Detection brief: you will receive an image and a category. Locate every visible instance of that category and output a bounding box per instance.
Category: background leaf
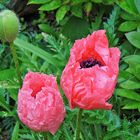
[125,31,140,49]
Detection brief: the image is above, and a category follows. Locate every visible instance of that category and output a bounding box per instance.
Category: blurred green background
[0,0,140,140]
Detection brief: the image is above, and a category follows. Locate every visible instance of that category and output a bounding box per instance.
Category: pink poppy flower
[18,72,65,135]
[61,30,120,110]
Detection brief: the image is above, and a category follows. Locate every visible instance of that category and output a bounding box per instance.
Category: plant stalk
[75,108,83,140]
[42,132,50,140]
[10,42,22,87]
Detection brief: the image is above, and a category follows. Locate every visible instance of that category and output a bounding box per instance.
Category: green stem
[42,132,51,140]
[75,108,83,140]
[10,42,22,87]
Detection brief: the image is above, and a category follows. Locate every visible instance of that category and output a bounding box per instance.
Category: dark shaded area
[80,58,103,68]
[7,0,39,17]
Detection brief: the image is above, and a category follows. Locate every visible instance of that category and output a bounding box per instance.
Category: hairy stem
[10,42,22,87]
[42,132,50,140]
[75,108,83,140]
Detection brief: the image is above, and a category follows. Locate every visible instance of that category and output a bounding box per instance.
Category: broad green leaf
[28,0,51,4]
[119,41,135,56]
[91,0,102,3]
[0,68,16,81]
[38,23,57,37]
[123,56,140,80]
[102,0,116,5]
[119,21,138,32]
[124,55,140,64]
[125,31,140,49]
[14,38,62,66]
[116,0,138,14]
[71,0,87,5]
[121,12,140,21]
[134,0,140,13]
[71,5,83,18]
[56,5,70,22]
[127,64,140,80]
[115,88,140,102]
[126,0,138,13]
[122,101,140,110]
[11,121,19,140]
[118,70,133,83]
[39,0,61,11]
[132,65,140,80]
[120,80,140,89]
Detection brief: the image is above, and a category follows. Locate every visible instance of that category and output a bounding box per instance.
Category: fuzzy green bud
[84,2,92,16]
[0,10,19,43]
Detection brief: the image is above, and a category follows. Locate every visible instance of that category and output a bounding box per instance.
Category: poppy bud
[0,10,19,43]
[84,2,92,16]
[18,71,65,134]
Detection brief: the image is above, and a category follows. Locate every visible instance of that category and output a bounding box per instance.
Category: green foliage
[11,121,19,140]
[0,0,140,140]
[117,0,140,32]
[125,31,140,49]
[28,0,116,23]
[116,54,140,112]
[103,6,120,47]
[62,16,90,41]
[116,88,140,111]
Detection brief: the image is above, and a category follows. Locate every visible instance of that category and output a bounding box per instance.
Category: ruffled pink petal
[18,72,65,134]
[69,30,110,65]
[61,30,120,110]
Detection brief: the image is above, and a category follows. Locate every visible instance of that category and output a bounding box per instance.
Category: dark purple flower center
[80,58,103,68]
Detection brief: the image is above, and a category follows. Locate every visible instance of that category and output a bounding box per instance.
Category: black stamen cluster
[80,58,103,68]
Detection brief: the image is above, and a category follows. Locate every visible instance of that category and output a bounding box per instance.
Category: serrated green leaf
[56,5,70,22]
[119,21,138,32]
[39,0,61,11]
[125,31,140,49]
[0,94,10,112]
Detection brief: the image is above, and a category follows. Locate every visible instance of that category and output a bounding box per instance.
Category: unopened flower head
[0,10,19,43]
